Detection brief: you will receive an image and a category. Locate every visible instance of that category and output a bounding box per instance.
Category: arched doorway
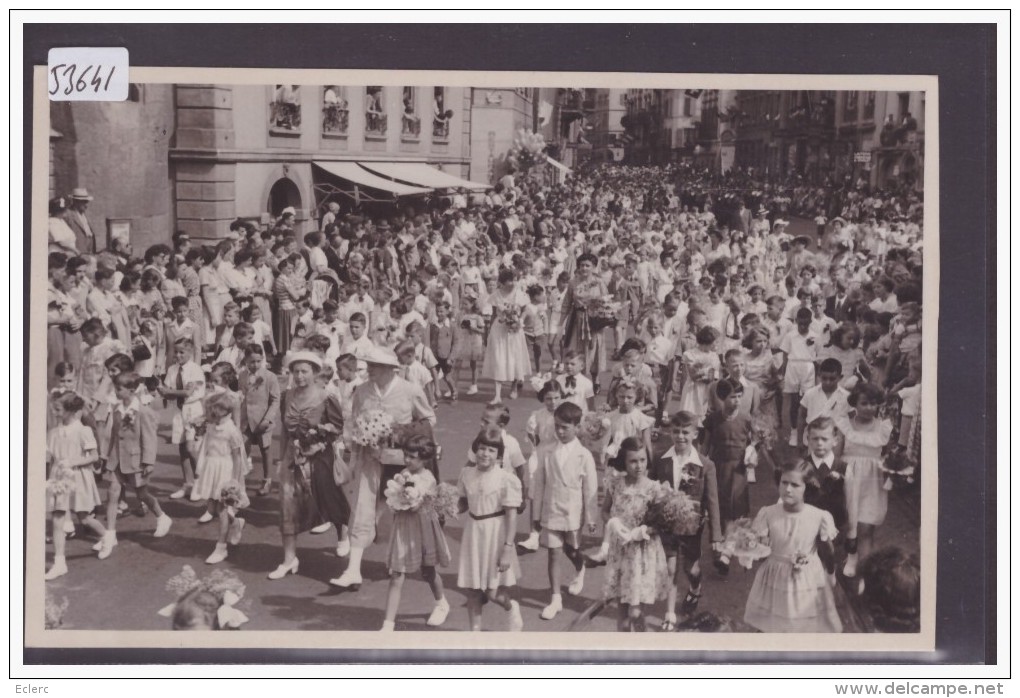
[267,177,302,218]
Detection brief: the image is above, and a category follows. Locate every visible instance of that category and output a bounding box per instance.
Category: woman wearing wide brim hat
[268,351,351,579]
[330,345,437,589]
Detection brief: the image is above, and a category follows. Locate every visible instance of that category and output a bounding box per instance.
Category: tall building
[662,90,702,161]
[51,83,494,247]
[834,90,926,191]
[588,88,628,161]
[694,89,739,173]
[468,87,536,185]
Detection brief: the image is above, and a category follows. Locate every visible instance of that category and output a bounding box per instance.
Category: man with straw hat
[63,187,97,254]
[331,345,436,590]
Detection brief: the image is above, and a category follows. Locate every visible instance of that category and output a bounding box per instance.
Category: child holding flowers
[677,326,721,425]
[192,392,251,564]
[381,435,452,631]
[599,437,669,631]
[481,268,531,403]
[742,460,842,633]
[457,425,524,632]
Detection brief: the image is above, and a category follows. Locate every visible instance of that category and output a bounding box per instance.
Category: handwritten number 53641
[49,64,116,96]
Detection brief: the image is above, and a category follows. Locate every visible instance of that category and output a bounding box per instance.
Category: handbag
[332,441,355,486]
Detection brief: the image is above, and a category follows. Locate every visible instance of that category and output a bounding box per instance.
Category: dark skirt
[310,456,350,528]
[279,460,320,536]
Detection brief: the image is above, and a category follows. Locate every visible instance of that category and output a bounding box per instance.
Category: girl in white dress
[45,391,111,579]
[481,269,532,403]
[456,425,524,631]
[192,392,250,564]
[837,382,894,579]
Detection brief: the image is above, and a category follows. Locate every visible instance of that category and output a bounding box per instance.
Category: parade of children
[42,162,924,633]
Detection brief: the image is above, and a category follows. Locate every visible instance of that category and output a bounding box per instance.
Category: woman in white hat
[268,351,350,579]
[330,345,436,589]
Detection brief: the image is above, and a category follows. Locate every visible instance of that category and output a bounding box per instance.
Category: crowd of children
[43,163,923,632]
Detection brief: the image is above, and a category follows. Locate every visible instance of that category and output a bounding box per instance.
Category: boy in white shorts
[779,307,818,446]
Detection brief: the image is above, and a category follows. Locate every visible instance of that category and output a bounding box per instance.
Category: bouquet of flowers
[427,481,461,522]
[497,304,522,332]
[642,483,704,537]
[46,460,76,499]
[880,445,917,487]
[720,517,771,569]
[791,551,811,576]
[384,471,430,512]
[685,357,717,384]
[45,592,69,629]
[292,423,341,463]
[586,295,621,332]
[189,413,208,439]
[159,565,250,628]
[351,409,395,450]
[529,371,554,394]
[579,409,611,443]
[219,480,246,513]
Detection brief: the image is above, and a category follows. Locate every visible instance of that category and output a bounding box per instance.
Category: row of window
[270,85,453,140]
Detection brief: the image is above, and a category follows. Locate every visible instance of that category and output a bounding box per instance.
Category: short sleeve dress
[456,466,523,591]
[387,469,452,574]
[835,415,894,536]
[743,503,843,633]
[481,287,532,382]
[190,418,250,504]
[602,476,670,606]
[46,420,102,514]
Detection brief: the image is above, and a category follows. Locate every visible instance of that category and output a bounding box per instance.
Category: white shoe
[117,500,129,514]
[328,569,363,589]
[97,531,117,559]
[587,546,608,564]
[45,558,68,581]
[517,531,540,551]
[310,522,332,534]
[788,432,799,447]
[336,538,351,558]
[466,384,478,395]
[169,488,188,500]
[62,518,76,534]
[228,517,245,546]
[567,568,586,596]
[153,514,172,538]
[380,621,395,632]
[268,558,299,579]
[93,531,117,551]
[507,600,524,631]
[427,597,450,627]
[197,511,214,524]
[843,552,859,578]
[205,544,229,564]
[540,596,563,620]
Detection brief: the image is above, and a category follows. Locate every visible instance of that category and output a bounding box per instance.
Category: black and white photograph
[27,68,940,653]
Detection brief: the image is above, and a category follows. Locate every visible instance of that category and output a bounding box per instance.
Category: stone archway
[267,177,302,217]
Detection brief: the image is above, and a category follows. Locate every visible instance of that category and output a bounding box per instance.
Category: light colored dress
[387,469,452,574]
[678,348,721,423]
[743,503,843,633]
[602,476,669,606]
[46,419,102,513]
[836,415,894,537]
[191,418,250,503]
[456,466,523,590]
[482,288,532,382]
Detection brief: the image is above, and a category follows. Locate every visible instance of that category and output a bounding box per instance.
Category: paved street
[43,217,919,633]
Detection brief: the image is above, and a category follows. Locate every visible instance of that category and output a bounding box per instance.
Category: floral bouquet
[529,371,554,394]
[45,592,69,629]
[685,357,717,384]
[586,295,621,332]
[46,460,76,499]
[219,480,247,513]
[427,481,461,523]
[497,304,522,332]
[750,413,777,451]
[579,407,610,440]
[384,471,430,512]
[189,413,208,439]
[880,446,917,487]
[351,409,395,450]
[720,517,771,569]
[292,423,341,463]
[642,483,704,537]
[159,565,250,628]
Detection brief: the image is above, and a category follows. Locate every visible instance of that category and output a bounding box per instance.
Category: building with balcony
[467,87,537,184]
[834,90,926,191]
[586,88,627,162]
[693,89,739,173]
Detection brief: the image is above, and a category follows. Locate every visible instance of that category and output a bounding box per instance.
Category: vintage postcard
[26,65,938,655]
